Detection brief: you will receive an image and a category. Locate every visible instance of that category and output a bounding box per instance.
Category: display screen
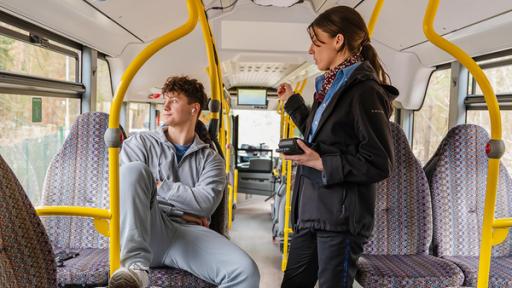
[237,88,267,106]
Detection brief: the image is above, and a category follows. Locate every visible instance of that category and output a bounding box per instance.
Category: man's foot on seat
[109,263,150,288]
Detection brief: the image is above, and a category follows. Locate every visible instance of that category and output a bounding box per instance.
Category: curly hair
[162,76,207,109]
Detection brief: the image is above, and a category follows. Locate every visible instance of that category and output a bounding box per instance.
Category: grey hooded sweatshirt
[120,126,226,218]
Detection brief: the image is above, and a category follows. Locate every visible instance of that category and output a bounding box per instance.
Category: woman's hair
[308,6,390,84]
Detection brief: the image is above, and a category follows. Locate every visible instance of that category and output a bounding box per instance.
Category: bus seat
[425,124,512,287]
[238,158,274,196]
[40,112,215,287]
[0,154,57,287]
[356,122,464,288]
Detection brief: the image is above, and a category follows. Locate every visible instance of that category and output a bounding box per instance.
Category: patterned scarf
[314,53,364,103]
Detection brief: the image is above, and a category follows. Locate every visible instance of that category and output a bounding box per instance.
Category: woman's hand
[277,83,294,103]
[283,140,324,171]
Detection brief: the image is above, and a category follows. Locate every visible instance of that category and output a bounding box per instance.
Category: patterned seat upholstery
[356,122,464,288]
[425,124,512,287]
[0,154,57,287]
[40,112,217,287]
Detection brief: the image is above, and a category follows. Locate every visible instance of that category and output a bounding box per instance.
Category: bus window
[127,102,150,134]
[233,109,281,150]
[412,69,451,165]
[0,22,78,82]
[466,57,512,170]
[0,94,80,204]
[96,58,113,113]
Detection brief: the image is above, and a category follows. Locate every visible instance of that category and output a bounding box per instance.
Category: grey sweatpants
[120,162,260,288]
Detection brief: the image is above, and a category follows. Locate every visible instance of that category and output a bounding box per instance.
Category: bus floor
[229,193,362,288]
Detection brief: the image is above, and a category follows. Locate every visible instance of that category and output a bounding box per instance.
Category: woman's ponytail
[361,42,389,85]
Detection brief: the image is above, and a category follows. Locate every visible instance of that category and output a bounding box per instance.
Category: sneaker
[109,263,150,288]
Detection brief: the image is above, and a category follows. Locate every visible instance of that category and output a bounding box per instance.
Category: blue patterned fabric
[55,248,110,286]
[427,124,512,257]
[357,255,464,288]
[0,154,57,287]
[151,267,216,288]
[357,122,464,288]
[426,124,512,287]
[40,112,219,287]
[364,122,432,255]
[444,256,512,287]
[40,112,111,250]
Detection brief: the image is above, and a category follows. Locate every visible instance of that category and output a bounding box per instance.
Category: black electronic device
[276,138,305,155]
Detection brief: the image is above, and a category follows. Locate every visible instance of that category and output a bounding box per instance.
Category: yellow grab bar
[36,206,111,219]
[423,1,507,287]
[367,0,384,37]
[281,79,307,271]
[198,5,220,109]
[106,0,199,273]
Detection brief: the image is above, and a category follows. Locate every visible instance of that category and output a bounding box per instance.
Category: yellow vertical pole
[108,148,120,273]
[107,0,199,274]
[234,169,239,203]
[423,1,508,287]
[227,184,233,230]
[281,79,307,271]
[367,0,384,37]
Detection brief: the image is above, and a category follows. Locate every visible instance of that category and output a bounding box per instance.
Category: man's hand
[182,213,209,227]
[283,140,324,171]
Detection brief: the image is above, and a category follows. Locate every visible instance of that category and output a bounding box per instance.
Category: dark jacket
[284,61,398,240]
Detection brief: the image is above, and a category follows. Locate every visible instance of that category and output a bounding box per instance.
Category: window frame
[464,49,512,111]
[0,10,82,82]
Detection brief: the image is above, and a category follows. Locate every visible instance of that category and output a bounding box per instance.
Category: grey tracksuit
[120,127,260,288]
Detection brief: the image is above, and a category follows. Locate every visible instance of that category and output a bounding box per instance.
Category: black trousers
[281,228,364,288]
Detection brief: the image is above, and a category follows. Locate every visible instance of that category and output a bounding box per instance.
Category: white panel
[85,0,189,42]
[115,26,210,102]
[357,0,512,51]
[405,11,512,66]
[221,20,310,52]
[373,40,434,110]
[0,0,139,56]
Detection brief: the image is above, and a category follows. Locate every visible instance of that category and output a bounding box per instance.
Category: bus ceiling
[0,0,511,109]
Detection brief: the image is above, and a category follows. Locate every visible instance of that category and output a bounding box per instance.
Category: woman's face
[308,27,343,71]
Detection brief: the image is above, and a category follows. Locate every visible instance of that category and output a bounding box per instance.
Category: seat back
[196,120,227,236]
[40,112,111,249]
[364,122,433,255]
[0,154,57,287]
[426,124,512,257]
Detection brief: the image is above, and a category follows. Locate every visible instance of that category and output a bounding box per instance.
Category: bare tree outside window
[412,70,451,165]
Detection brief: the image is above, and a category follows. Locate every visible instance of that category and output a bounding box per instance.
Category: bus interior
[0,0,511,287]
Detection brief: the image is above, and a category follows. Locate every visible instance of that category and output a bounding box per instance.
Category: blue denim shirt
[308,62,361,142]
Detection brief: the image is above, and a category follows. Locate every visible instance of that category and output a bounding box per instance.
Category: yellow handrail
[367,0,384,37]
[36,206,111,219]
[281,79,307,272]
[35,0,199,276]
[423,1,508,287]
[106,0,199,274]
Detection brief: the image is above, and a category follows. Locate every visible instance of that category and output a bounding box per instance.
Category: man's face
[162,91,197,127]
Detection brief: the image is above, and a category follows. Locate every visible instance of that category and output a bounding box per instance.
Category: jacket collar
[305,61,399,142]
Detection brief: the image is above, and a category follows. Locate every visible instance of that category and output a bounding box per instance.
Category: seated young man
[109,76,260,288]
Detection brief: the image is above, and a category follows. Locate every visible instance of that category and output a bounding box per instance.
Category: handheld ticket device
[276,138,305,155]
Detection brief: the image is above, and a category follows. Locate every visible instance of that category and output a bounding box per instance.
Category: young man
[109,76,260,288]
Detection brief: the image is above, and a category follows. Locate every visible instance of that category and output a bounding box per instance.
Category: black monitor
[237,88,267,106]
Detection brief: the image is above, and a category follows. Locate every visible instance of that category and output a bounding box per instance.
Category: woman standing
[278,6,398,288]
